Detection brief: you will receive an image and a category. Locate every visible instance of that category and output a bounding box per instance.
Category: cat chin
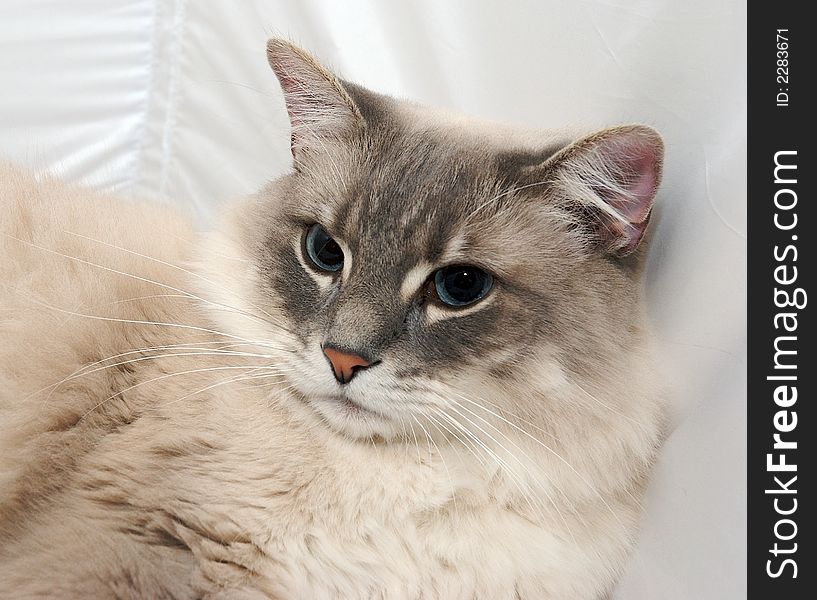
[296,391,403,441]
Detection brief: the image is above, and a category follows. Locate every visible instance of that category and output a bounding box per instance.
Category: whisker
[77,364,278,423]
[448,394,594,528]
[436,408,554,530]
[25,340,284,404]
[62,230,289,332]
[149,370,290,412]
[450,391,631,538]
[3,232,285,336]
[395,414,411,463]
[51,349,279,389]
[424,409,488,468]
[416,414,460,518]
[446,399,579,540]
[18,292,290,351]
[452,389,560,444]
[107,293,189,305]
[408,415,423,464]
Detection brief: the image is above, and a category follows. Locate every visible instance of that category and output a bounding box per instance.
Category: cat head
[203,39,663,441]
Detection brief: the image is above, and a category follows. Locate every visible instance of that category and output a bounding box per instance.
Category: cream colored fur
[0,161,663,599]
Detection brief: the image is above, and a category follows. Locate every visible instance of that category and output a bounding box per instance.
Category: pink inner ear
[594,133,662,254]
[615,155,657,220]
[267,41,357,157]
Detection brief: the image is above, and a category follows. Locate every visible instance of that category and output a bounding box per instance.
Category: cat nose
[322,345,374,384]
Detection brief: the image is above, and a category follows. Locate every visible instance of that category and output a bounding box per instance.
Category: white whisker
[3,232,287,336]
[417,414,461,518]
[450,391,631,538]
[18,291,288,351]
[150,369,290,411]
[77,364,278,422]
[438,405,557,533]
[61,230,288,331]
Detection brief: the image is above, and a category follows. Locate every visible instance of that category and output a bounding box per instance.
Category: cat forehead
[345,84,572,188]
[354,83,575,151]
[305,145,515,269]
[311,120,566,237]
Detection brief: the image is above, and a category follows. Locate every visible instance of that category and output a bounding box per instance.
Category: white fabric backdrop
[0,1,747,597]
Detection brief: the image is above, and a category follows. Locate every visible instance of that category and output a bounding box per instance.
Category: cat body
[0,40,665,599]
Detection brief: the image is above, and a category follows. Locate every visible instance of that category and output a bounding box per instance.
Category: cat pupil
[452,270,475,292]
[305,224,344,272]
[319,239,341,263]
[434,265,492,307]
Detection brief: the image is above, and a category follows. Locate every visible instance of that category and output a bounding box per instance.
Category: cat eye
[433,265,493,307]
[304,224,344,273]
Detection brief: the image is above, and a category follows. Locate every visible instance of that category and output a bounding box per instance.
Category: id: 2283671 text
[776,29,789,107]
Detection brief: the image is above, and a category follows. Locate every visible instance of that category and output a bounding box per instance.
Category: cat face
[215,40,663,441]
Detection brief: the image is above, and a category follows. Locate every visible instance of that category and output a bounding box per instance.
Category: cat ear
[546,125,663,257]
[266,39,363,158]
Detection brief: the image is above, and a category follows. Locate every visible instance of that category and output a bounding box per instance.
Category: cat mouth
[312,394,389,421]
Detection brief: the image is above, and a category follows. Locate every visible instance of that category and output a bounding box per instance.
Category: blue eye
[434,266,493,307]
[305,224,344,272]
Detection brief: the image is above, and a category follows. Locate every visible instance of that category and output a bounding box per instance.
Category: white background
[0,1,746,597]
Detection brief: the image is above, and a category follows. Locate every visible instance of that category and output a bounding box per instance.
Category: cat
[0,39,665,599]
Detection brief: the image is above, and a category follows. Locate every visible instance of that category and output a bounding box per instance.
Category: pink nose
[322,346,371,384]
